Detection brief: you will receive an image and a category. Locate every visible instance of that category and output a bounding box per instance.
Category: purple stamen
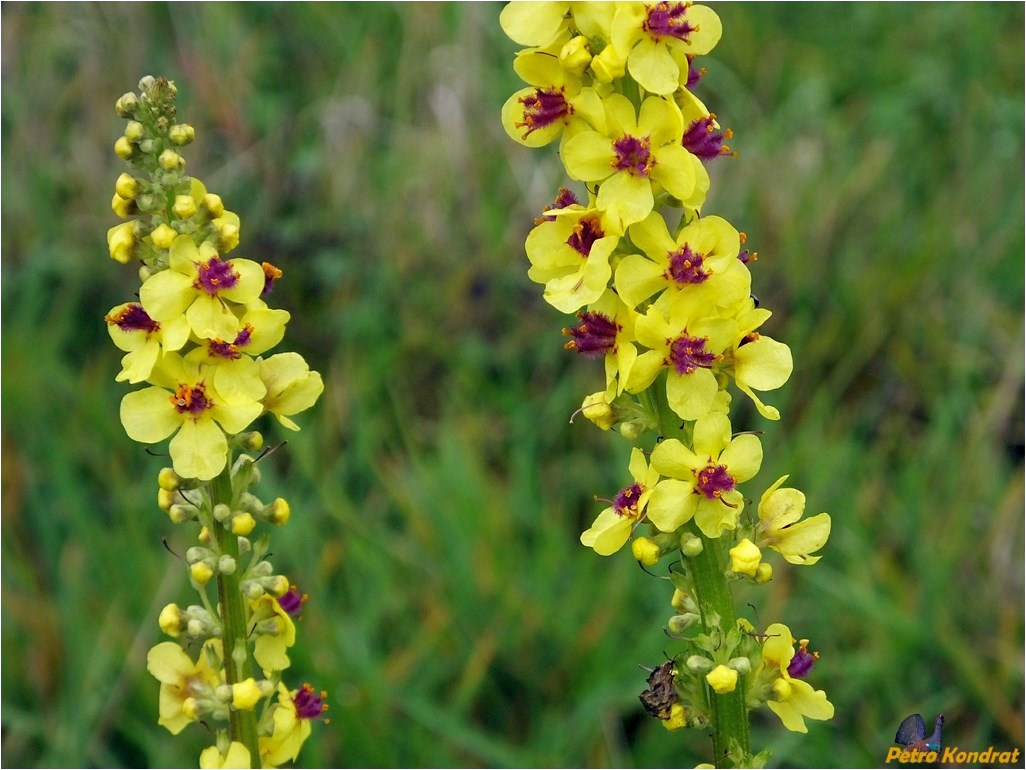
[516,87,572,139]
[292,683,327,720]
[668,333,716,374]
[644,2,698,42]
[682,116,733,160]
[169,383,212,417]
[666,244,709,285]
[567,215,605,258]
[612,135,652,177]
[563,311,619,356]
[695,463,735,500]
[106,303,160,334]
[278,586,306,618]
[195,256,239,295]
[787,641,819,679]
[614,482,645,518]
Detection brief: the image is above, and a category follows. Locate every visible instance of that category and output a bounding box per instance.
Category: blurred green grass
[1,3,1022,767]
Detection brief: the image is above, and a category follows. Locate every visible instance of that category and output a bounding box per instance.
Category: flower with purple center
[526,199,620,313]
[581,447,661,555]
[648,412,762,537]
[277,586,307,618]
[561,290,639,398]
[120,352,262,480]
[106,301,191,383]
[787,640,819,679]
[627,301,737,421]
[610,2,722,95]
[139,234,264,340]
[259,682,327,766]
[724,300,794,421]
[761,623,834,733]
[562,94,702,231]
[615,212,750,315]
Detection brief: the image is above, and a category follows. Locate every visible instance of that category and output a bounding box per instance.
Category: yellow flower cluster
[106,76,322,481]
[501,1,833,750]
[108,76,325,768]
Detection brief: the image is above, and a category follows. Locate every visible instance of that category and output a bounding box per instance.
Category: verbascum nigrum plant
[107,76,326,768]
[500,4,834,766]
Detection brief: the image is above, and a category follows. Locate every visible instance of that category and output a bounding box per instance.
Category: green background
[2,3,1023,767]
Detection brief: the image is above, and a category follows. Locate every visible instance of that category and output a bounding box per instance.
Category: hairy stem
[652,382,749,767]
[210,461,260,762]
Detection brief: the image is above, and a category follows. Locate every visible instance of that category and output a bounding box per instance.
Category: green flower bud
[138,138,157,155]
[213,503,232,522]
[686,654,713,673]
[668,613,700,634]
[168,503,197,524]
[681,534,704,557]
[138,75,156,92]
[217,555,237,575]
[727,657,751,675]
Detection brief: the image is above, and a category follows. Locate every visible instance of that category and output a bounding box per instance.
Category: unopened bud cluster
[107,76,326,768]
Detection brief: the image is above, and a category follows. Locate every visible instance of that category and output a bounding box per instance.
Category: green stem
[210,461,260,763]
[652,382,749,767]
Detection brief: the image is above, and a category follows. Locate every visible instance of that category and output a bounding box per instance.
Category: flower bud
[158,603,185,637]
[728,538,761,577]
[157,488,175,512]
[138,75,156,92]
[115,92,139,118]
[107,221,136,262]
[202,193,225,217]
[267,498,290,527]
[169,123,195,145]
[168,503,198,524]
[210,503,230,523]
[632,536,661,566]
[706,664,738,694]
[115,173,141,200]
[111,193,135,218]
[215,219,239,252]
[198,526,211,544]
[217,555,237,575]
[190,561,215,585]
[686,655,713,673]
[114,136,134,160]
[755,563,773,583]
[231,513,256,536]
[181,696,201,721]
[158,467,181,491]
[728,657,751,675]
[580,392,614,430]
[172,194,197,219]
[124,121,145,142]
[668,613,700,634]
[159,149,183,171]
[267,575,290,597]
[135,193,158,213]
[660,702,687,731]
[232,679,263,710]
[139,138,157,155]
[680,533,704,557]
[559,35,592,73]
[150,223,177,250]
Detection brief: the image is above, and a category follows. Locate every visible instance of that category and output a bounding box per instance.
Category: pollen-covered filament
[170,382,213,417]
[668,333,718,374]
[695,463,735,500]
[644,1,699,42]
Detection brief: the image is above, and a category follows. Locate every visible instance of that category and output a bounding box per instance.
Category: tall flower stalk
[500,4,834,766]
[107,76,325,768]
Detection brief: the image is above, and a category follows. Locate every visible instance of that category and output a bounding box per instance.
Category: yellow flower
[146,641,219,735]
[251,595,297,673]
[562,290,639,399]
[525,198,620,313]
[611,3,723,95]
[626,301,737,421]
[728,538,761,576]
[581,447,660,555]
[761,623,834,733]
[562,94,698,231]
[614,212,749,314]
[706,664,738,694]
[120,352,263,480]
[649,412,762,537]
[757,476,831,565]
[725,300,793,420]
[258,683,324,767]
[257,353,324,431]
[199,742,250,769]
[105,302,190,384]
[139,235,264,341]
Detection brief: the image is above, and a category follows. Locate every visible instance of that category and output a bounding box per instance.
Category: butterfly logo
[894,713,945,752]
